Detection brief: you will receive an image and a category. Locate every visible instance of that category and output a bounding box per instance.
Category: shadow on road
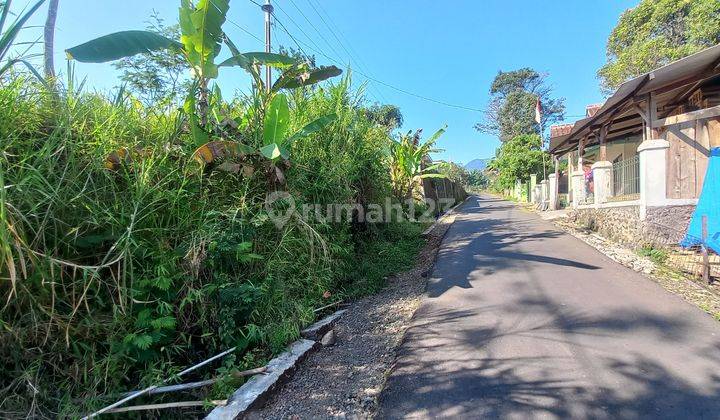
[427,198,599,298]
[380,195,720,419]
[382,301,720,418]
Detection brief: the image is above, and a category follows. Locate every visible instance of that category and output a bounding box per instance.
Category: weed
[638,245,669,265]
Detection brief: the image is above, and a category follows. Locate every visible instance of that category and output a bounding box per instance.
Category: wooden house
[547,44,720,241]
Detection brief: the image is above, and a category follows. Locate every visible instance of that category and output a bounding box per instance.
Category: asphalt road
[378,195,720,419]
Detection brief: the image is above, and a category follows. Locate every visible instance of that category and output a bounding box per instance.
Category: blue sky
[21,0,637,164]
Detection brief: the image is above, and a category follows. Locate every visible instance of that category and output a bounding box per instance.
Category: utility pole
[262,0,273,92]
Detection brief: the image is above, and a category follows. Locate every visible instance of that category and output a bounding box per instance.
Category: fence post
[540,180,548,210]
[571,171,585,208]
[702,215,711,284]
[529,174,537,203]
[548,173,558,210]
[591,161,613,205]
[637,139,670,220]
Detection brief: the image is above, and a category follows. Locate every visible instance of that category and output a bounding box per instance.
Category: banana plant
[259,92,336,184]
[66,0,229,76]
[0,0,48,84]
[220,35,342,98]
[67,0,231,134]
[388,126,448,200]
[66,0,342,152]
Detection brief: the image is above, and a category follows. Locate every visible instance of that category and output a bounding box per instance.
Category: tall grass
[0,72,424,417]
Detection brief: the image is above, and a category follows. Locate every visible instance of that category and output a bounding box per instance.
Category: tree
[466,170,489,189]
[112,13,189,107]
[487,134,547,191]
[476,68,565,142]
[437,161,468,185]
[599,0,720,93]
[364,104,403,130]
[43,0,58,79]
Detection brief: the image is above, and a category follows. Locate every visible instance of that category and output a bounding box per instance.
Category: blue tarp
[681,147,720,254]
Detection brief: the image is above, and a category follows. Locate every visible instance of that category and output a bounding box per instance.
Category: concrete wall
[424,177,467,210]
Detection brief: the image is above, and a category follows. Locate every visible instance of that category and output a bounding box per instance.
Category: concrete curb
[300,309,347,341]
[206,309,348,419]
[205,339,317,420]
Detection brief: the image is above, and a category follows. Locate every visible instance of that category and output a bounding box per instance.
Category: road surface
[379,195,720,419]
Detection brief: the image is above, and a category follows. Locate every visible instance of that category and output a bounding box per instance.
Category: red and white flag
[534,97,542,124]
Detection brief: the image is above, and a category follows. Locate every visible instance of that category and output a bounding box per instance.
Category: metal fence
[611,155,640,201]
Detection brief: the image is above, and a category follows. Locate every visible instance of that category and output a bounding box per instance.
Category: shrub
[0,72,427,416]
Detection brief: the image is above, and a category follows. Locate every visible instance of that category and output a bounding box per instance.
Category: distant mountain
[464,158,490,171]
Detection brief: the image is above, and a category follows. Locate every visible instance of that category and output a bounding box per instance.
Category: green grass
[0,73,429,417]
[344,222,426,296]
[638,245,669,264]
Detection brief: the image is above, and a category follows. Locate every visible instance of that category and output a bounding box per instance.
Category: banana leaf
[65,30,182,63]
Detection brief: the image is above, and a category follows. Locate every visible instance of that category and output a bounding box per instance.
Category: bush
[0,74,425,416]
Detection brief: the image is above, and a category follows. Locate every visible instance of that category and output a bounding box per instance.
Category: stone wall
[570,205,641,244]
[644,205,696,243]
[570,204,697,247]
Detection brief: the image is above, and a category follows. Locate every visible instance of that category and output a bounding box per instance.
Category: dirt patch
[246,217,455,419]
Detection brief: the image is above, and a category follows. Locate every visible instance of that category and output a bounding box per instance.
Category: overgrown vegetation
[0,1,437,417]
[466,170,489,191]
[387,127,447,201]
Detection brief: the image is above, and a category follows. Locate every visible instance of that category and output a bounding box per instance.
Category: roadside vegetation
[0,1,443,417]
[598,0,720,93]
[476,68,564,193]
[465,170,489,193]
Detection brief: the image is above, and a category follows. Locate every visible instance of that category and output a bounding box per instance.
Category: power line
[269,11,311,62]
[245,0,371,99]
[269,3,385,103]
[302,0,388,103]
[304,0,354,66]
[284,0,345,64]
[227,2,379,102]
[270,13,481,112]
[272,2,330,60]
[225,16,266,46]
[270,11,382,103]
[283,0,386,102]
[241,1,480,112]
[352,72,483,112]
[308,0,376,82]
